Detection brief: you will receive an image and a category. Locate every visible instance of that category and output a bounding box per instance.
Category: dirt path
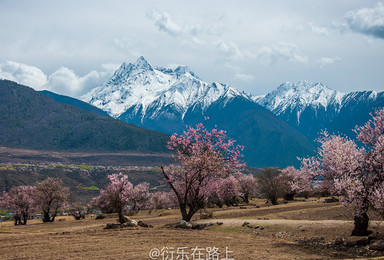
[1,201,384,259]
[0,225,329,259]
[198,218,362,226]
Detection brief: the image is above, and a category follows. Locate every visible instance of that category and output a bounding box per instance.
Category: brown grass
[1,199,384,259]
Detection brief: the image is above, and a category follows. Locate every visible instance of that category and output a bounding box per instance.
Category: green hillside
[0,80,169,153]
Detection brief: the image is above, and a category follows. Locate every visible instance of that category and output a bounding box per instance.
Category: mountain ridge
[82,56,251,124]
[40,90,110,118]
[0,79,169,153]
[255,80,384,141]
[83,57,315,167]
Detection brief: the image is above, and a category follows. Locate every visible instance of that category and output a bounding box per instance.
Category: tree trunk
[352,212,370,236]
[284,193,295,201]
[14,216,20,225]
[216,202,223,208]
[180,204,191,222]
[118,208,125,224]
[22,215,27,225]
[182,214,192,222]
[270,197,278,205]
[42,212,52,222]
[242,196,249,204]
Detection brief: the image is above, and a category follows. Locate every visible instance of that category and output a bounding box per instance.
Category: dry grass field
[1,199,384,259]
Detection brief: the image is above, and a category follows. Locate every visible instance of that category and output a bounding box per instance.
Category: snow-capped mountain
[82,57,315,168]
[82,56,249,123]
[256,81,384,141]
[257,80,345,124]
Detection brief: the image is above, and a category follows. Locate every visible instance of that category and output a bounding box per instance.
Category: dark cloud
[345,2,384,39]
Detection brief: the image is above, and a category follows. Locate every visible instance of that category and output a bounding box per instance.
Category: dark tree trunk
[352,212,370,236]
[181,205,193,222]
[42,212,53,222]
[22,215,28,225]
[14,216,20,225]
[270,197,278,205]
[118,212,124,224]
[241,196,249,204]
[284,193,295,201]
[216,202,223,208]
[182,214,192,222]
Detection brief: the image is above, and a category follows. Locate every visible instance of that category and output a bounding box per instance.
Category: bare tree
[257,168,285,205]
[34,178,70,222]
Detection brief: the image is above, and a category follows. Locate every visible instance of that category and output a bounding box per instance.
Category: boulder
[138,220,153,228]
[192,224,207,230]
[176,220,192,229]
[121,219,138,227]
[324,197,339,203]
[104,223,121,229]
[334,237,344,245]
[369,240,384,251]
[95,214,105,220]
[242,222,261,229]
[344,236,369,247]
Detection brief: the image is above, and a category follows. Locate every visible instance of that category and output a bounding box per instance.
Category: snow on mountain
[82,56,250,120]
[256,80,345,124]
[255,80,384,142]
[81,58,317,168]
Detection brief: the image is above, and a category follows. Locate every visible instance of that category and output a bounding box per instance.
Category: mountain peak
[105,57,154,86]
[278,80,327,92]
[256,80,345,122]
[134,56,152,69]
[82,57,252,119]
[174,65,195,77]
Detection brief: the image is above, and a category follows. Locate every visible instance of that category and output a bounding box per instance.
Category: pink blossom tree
[208,178,225,208]
[208,176,240,207]
[280,157,319,199]
[34,178,70,222]
[149,191,178,210]
[234,173,258,203]
[92,173,132,223]
[92,173,151,223]
[289,108,384,236]
[217,175,239,207]
[130,182,150,211]
[351,108,384,235]
[161,122,244,222]
[0,185,36,225]
[316,133,369,235]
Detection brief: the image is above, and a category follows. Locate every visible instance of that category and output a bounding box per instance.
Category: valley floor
[1,199,384,259]
[0,146,172,166]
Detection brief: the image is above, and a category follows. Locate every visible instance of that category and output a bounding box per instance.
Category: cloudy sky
[0,0,383,97]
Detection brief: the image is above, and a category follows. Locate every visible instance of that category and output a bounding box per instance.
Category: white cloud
[146,8,225,40]
[146,9,183,36]
[235,73,255,82]
[256,42,308,65]
[309,23,330,36]
[0,61,116,97]
[318,56,341,68]
[0,61,47,89]
[345,2,384,39]
[216,40,253,61]
[47,67,99,96]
